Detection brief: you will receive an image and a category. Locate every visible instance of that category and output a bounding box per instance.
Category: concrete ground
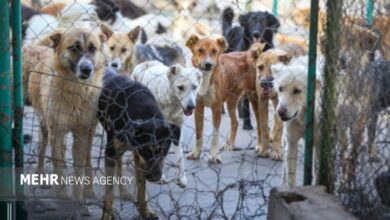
[23,104,306,219]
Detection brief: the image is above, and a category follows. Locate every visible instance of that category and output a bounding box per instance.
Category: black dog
[98,74,180,219]
[222,7,280,130]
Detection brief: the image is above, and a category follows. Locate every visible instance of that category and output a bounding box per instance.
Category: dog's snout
[80,64,93,76]
[277,107,287,118]
[252,31,261,38]
[260,79,273,89]
[111,62,119,68]
[204,62,212,69]
[187,103,195,111]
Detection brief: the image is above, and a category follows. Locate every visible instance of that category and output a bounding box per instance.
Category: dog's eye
[279,86,284,92]
[258,65,264,71]
[121,48,127,53]
[293,88,302,95]
[211,48,217,55]
[110,46,115,51]
[192,84,197,90]
[178,85,184,91]
[198,48,204,54]
[88,44,96,53]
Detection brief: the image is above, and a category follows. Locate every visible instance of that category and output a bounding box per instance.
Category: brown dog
[24,27,109,199]
[186,34,269,162]
[254,48,293,160]
[185,35,227,163]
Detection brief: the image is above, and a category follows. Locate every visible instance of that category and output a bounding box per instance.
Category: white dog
[132,60,204,187]
[272,56,323,186]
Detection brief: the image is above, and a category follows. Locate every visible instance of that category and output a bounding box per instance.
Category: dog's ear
[128,26,141,43]
[266,12,280,30]
[216,37,228,52]
[100,24,113,41]
[278,54,292,65]
[186,34,200,51]
[49,32,62,50]
[169,123,181,146]
[362,28,380,52]
[238,14,248,26]
[249,48,261,62]
[168,65,182,81]
[249,43,266,62]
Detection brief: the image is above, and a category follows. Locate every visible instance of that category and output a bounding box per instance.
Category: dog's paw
[176,175,187,188]
[222,143,234,151]
[242,122,253,130]
[186,151,201,160]
[270,151,282,161]
[81,205,92,216]
[120,187,133,201]
[101,210,114,220]
[257,149,270,158]
[156,174,168,185]
[141,208,158,220]
[255,144,260,153]
[208,155,222,164]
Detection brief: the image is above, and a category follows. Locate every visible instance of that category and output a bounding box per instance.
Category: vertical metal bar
[0,0,13,218]
[12,0,24,176]
[318,0,342,193]
[365,0,373,26]
[273,0,278,16]
[303,0,319,186]
[12,0,27,218]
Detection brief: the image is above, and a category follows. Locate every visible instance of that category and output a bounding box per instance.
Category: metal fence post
[319,0,342,193]
[11,0,26,218]
[0,0,14,218]
[303,0,319,186]
[365,0,373,26]
[273,0,278,16]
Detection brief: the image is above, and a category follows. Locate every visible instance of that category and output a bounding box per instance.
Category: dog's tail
[222,7,234,36]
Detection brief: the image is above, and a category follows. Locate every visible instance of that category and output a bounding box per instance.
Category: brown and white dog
[185,35,227,163]
[23,27,109,200]
[185,35,270,163]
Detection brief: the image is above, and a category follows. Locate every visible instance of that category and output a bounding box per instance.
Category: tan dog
[186,35,268,162]
[104,25,140,74]
[254,48,292,160]
[105,26,187,75]
[23,27,109,200]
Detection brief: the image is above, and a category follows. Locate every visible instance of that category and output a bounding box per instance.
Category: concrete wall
[267,185,357,220]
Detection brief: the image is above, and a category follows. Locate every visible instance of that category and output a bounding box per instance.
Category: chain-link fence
[0,0,388,219]
[319,0,390,219]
